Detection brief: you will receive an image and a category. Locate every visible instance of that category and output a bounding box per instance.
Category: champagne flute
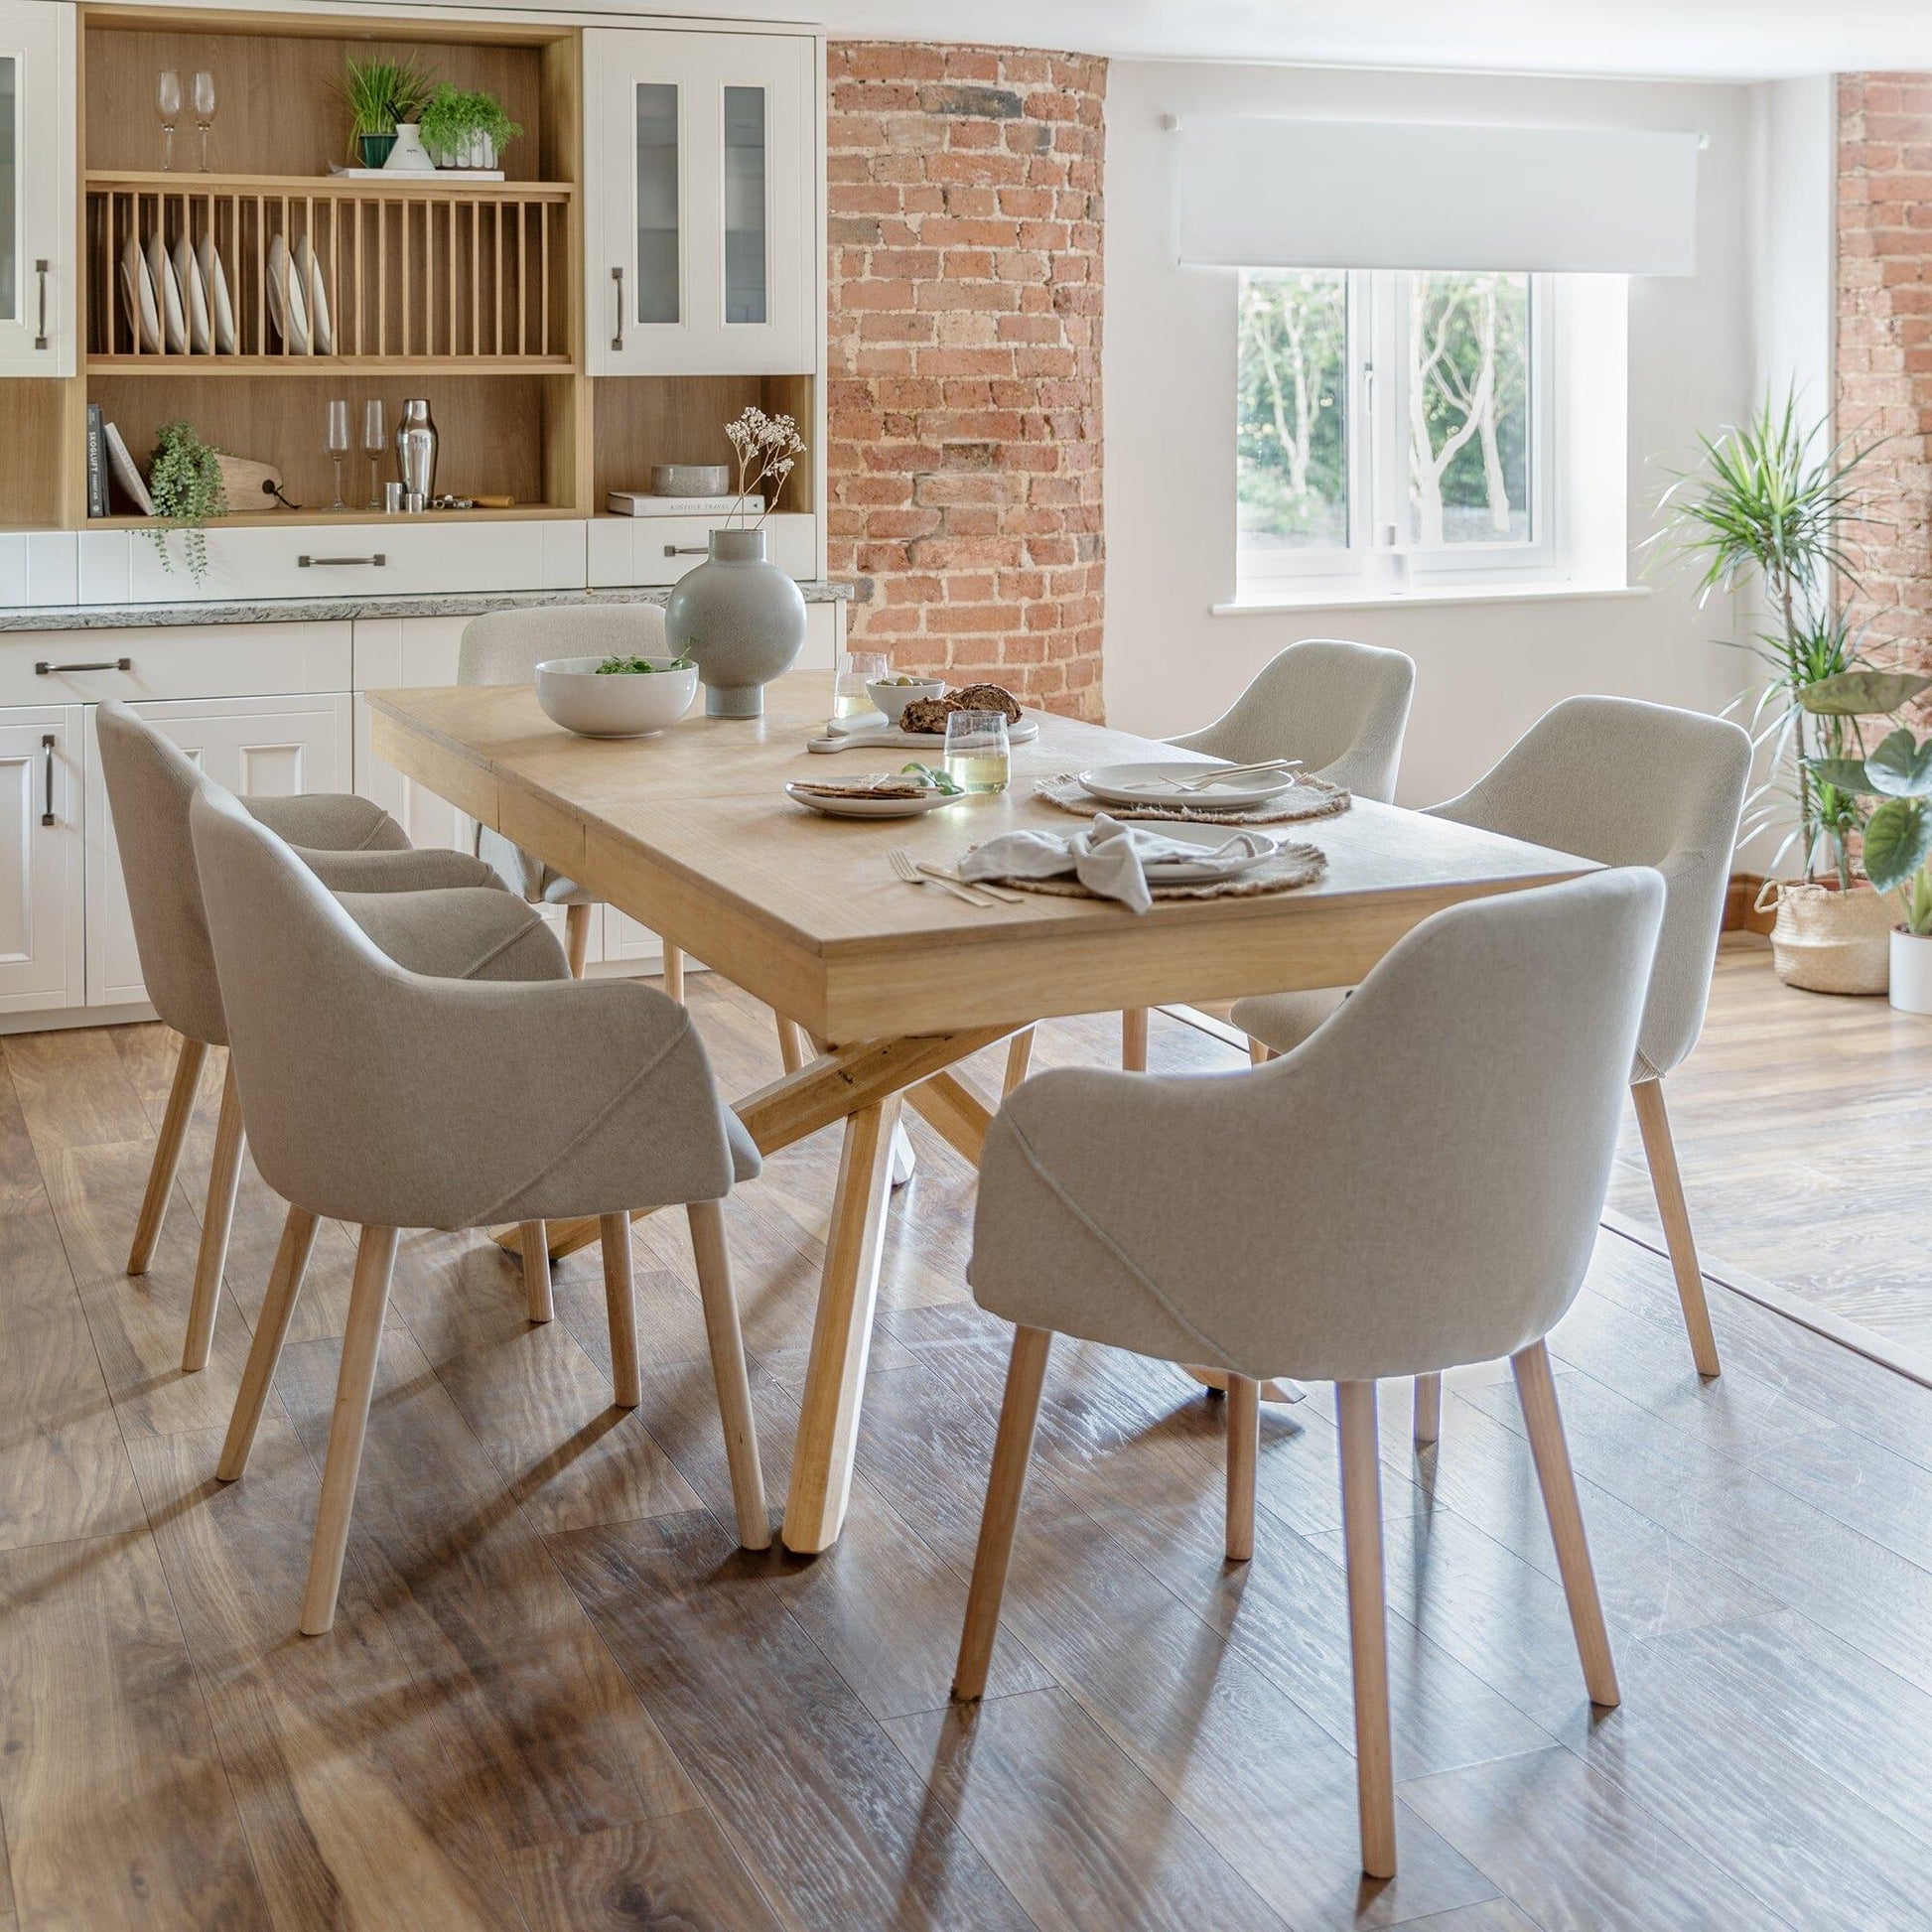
[156,69,183,173]
[360,399,386,510]
[192,70,216,173]
[325,398,351,511]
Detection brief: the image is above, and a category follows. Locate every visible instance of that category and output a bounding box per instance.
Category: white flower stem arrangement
[724,406,805,527]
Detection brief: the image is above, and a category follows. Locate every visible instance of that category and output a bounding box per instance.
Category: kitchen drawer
[587,512,817,589]
[0,622,352,708]
[79,519,588,606]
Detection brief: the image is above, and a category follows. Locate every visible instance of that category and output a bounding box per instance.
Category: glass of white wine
[943,710,1011,795]
[835,649,888,720]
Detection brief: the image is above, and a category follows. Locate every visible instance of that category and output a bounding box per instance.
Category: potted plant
[335,55,433,170]
[417,84,521,171]
[1651,391,1897,991]
[146,419,228,583]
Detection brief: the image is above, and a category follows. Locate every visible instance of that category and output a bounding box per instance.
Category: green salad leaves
[595,654,695,675]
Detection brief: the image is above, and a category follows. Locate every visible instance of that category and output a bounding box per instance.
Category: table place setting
[1040,757,1352,826]
[784,771,963,819]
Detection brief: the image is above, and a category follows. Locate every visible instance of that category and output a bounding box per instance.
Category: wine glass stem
[199,124,209,172]
[332,457,345,512]
[162,124,174,172]
[367,457,380,511]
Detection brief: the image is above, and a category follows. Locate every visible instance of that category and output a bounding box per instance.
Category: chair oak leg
[776,1015,809,1074]
[663,942,685,1003]
[564,901,593,979]
[1336,1380,1397,1879]
[216,1205,320,1481]
[1226,1373,1259,1562]
[687,1198,770,1550]
[1631,1078,1721,1378]
[301,1224,398,1637]
[1003,1026,1035,1093]
[1512,1341,1620,1708]
[1414,1371,1444,1444]
[128,1035,207,1275]
[954,1324,1053,1702]
[599,1213,642,1409]
[1122,1007,1149,1071]
[182,1057,247,1375]
[517,1221,554,1323]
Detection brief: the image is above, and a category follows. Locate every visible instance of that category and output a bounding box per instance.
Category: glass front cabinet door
[586,27,816,376]
[0,0,71,376]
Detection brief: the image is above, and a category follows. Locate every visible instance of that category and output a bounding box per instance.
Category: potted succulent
[335,55,432,170]
[146,419,228,583]
[1651,392,1895,991]
[417,84,521,171]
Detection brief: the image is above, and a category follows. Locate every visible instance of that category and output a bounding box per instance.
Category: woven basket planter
[1754,878,1894,996]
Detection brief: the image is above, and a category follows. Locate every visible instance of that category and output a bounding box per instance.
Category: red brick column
[825,44,1106,719]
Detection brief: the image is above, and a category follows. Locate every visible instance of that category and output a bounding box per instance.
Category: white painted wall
[1102,60,1764,806]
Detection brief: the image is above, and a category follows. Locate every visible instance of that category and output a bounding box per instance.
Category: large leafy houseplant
[1805,672,1932,920]
[146,420,227,583]
[1651,391,1886,886]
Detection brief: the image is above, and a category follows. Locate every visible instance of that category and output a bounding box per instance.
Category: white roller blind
[1174,117,1699,276]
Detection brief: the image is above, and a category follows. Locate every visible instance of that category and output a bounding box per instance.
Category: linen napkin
[960,813,1278,914]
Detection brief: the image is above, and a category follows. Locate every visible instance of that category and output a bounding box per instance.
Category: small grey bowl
[651,463,732,497]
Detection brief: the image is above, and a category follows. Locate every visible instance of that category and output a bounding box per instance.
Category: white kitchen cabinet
[0,1,74,376]
[0,704,82,1010]
[586,510,819,589]
[84,693,352,1009]
[586,27,817,376]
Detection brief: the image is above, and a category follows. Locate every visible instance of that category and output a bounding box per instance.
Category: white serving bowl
[867,675,946,726]
[534,655,698,738]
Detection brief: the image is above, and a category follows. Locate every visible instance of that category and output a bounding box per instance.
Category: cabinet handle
[40,735,55,828]
[298,554,386,568]
[33,260,49,351]
[611,266,624,350]
[35,656,131,675]
[663,544,708,557]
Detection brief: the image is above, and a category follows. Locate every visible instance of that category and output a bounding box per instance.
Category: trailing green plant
[1800,667,1932,922]
[1649,389,1889,884]
[146,420,227,582]
[334,55,434,162]
[416,84,521,164]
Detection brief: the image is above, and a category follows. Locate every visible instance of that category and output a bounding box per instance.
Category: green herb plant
[595,653,693,675]
[417,85,522,165]
[146,420,228,583]
[900,760,963,796]
[334,55,434,163]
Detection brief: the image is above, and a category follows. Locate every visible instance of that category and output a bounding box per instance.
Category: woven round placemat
[981,841,1327,903]
[1035,772,1350,826]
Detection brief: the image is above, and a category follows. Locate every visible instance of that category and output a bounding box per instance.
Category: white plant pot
[1889,925,1932,1014]
[382,122,435,173]
[429,131,498,170]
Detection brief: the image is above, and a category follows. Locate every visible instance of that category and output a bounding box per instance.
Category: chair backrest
[93,700,227,1044]
[1427,695,1750,1080]
[459,604,670,685]
[1169,638,1416,801]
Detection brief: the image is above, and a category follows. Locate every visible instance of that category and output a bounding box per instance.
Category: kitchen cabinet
[0,704,82,1010]
[0,0,74,376]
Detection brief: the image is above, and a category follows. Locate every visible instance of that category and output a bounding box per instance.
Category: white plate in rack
[295,234,333,353]
[147,230,188,353]
[117,236,161,352]
[173,233,210,353]
[265,233,312,353]
[197,231,236,352]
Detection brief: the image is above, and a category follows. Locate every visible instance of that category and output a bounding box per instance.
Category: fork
[892,850,1027,903]
[1122,758,1306,795]
[889,848,999,907]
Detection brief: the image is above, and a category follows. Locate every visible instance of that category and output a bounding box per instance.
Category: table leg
[782,1095,904,1554]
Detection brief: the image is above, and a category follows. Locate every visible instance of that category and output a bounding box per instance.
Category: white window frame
[1236,267,1559,595]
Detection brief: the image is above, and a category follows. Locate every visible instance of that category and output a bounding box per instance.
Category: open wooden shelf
[89,171,575,199]
[87,503,582,528]
[89,356,575,374]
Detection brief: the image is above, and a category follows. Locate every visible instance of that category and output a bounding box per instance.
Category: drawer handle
[663,544,709,557]
[299,554,386,568]
[611,266,624,350]
[35,656,131,675]
[34,260,49,351]
[40,735,54,828]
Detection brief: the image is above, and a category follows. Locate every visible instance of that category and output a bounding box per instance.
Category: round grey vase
[665,526,808,719]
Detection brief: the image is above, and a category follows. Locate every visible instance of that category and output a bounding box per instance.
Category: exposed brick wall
[825,44,1106,719]
[1838,73,1932,668]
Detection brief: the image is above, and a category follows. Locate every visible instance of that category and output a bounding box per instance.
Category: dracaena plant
[1802,668,1932,922]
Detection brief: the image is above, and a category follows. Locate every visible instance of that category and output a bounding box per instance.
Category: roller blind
[1174,117,1699,276]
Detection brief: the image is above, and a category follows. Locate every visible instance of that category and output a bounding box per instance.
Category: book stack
[606,490,764,518]
[85,405,153,516]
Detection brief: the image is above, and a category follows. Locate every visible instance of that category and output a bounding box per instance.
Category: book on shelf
[102,423,155,517]
[606,490,765,518]
[84,404,107,518]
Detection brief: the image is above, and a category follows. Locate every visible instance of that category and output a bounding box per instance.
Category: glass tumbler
[835,649,889,720]
[943,710,1012,795]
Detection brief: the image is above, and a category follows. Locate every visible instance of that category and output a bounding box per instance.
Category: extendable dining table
[368,670,1594,1555]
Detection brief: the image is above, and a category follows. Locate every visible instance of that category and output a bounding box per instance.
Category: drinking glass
[360,399,386,509]
[156,70,183,172]
[192,70,216,173]
[943,711,1011,795]
[325,398,351,511]
[835,648,889,720]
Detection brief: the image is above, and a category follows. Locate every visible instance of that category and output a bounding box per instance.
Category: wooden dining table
[367,669,1595,1555]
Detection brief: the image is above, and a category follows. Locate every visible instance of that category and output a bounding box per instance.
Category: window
[1236,267,1554,595]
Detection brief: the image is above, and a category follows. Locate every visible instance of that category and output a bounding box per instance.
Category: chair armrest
[245,792,410,854]
[301,846,503,894]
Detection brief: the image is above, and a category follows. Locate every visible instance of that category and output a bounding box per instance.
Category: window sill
[1211,581,1650,618]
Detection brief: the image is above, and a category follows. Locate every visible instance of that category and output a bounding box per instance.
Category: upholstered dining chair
[953,867,1664,1878]
[93,700,553,1374]
[1234,695,1751,1394]
[1122,637,1416,1070]
[190,785,769,1636]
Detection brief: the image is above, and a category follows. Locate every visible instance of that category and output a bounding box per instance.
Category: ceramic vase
[665,526,807,719]
[1890,925,1932,1014]
[382,122,435,173]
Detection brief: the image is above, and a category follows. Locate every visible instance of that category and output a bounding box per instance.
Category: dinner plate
[1077,759,1301,811]
[118,236,162,352]
[266,233,311,353]
[147,230,188,353]
[173,232,210,353]
[295,234,333,353]
[784,781,958,819]
[197,231,237,352]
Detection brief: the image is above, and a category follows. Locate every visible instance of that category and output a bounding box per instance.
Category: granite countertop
[0,582,855,632]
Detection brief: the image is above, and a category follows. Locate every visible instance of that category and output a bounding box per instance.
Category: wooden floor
[1608,935,1932,1357]
[5,983,1932,1928]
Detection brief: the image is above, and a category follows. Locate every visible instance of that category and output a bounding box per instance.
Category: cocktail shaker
[395,399,438,502]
